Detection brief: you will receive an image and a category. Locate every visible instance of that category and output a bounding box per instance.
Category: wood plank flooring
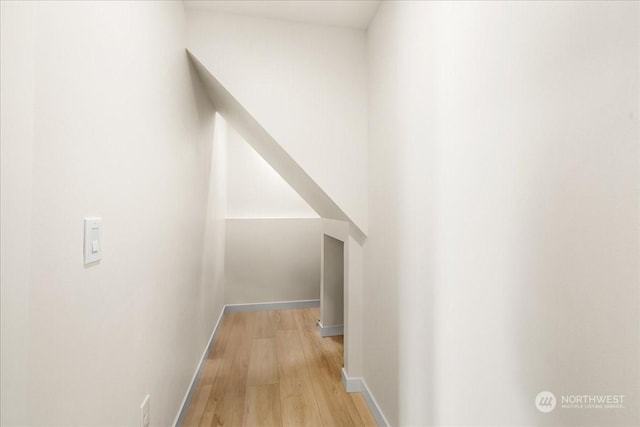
[182,307,377,427]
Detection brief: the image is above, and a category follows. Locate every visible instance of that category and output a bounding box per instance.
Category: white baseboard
[173,299,320,426]
[224,299,319,313]
[341,368,390,427]
[341,367,363,392]
[317,321,344,337]
[172,306,225,427]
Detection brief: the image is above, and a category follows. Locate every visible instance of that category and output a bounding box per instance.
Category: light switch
[84,218,102,265]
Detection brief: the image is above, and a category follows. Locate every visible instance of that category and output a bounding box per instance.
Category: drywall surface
[0,2,35,424]
[226,124,318,218]
[366,1,639,426]
[363,3,408,422]
[199,112,228,374]
[183,0,381,30]
[345,230,365,379]
[187,52,356,233]
[225,218,321,304]
[321,235,344,328]
[185,9,368,233]
[0,1,225,425]
[320,219,364,377]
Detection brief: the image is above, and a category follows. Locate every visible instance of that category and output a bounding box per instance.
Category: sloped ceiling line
[186,49,366,241]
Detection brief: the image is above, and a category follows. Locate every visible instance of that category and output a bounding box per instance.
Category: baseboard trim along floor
[172,307,225,427]
[317,321,344,337]
[341,367,390,427]
[173,299,321,427]
[224,299,320,313]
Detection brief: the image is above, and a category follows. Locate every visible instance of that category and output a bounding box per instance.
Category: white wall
[0,2,35,423]
[185,9,369,233]
[226,124,318,218]
[223,105,320,305]
[0,1,225,425]
[366,1,639,426]
[199,112,228,368]
[320,219,364,378]
[321,235,344,328]
[225,218,321,304]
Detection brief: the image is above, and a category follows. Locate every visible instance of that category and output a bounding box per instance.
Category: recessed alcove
[320,234,344,335]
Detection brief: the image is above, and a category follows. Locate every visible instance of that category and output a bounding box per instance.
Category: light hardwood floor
[182,307,377,427]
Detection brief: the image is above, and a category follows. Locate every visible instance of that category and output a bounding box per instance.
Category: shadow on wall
[516,40,640,427]
[511,3,640,426]
[224,218,322,305]
[187,55,216,127]
[322,234,344,329]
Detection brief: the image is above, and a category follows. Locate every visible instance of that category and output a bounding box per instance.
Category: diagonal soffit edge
[186,49,366,241]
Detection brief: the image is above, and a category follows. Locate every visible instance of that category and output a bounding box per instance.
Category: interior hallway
[182,308,376,426]
[2,1,638,426]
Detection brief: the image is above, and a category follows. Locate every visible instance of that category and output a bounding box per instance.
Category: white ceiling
[183,0,382,30]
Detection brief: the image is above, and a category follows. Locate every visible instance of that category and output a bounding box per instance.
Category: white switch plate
[83,218,102,265]
[140,394,150,427]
